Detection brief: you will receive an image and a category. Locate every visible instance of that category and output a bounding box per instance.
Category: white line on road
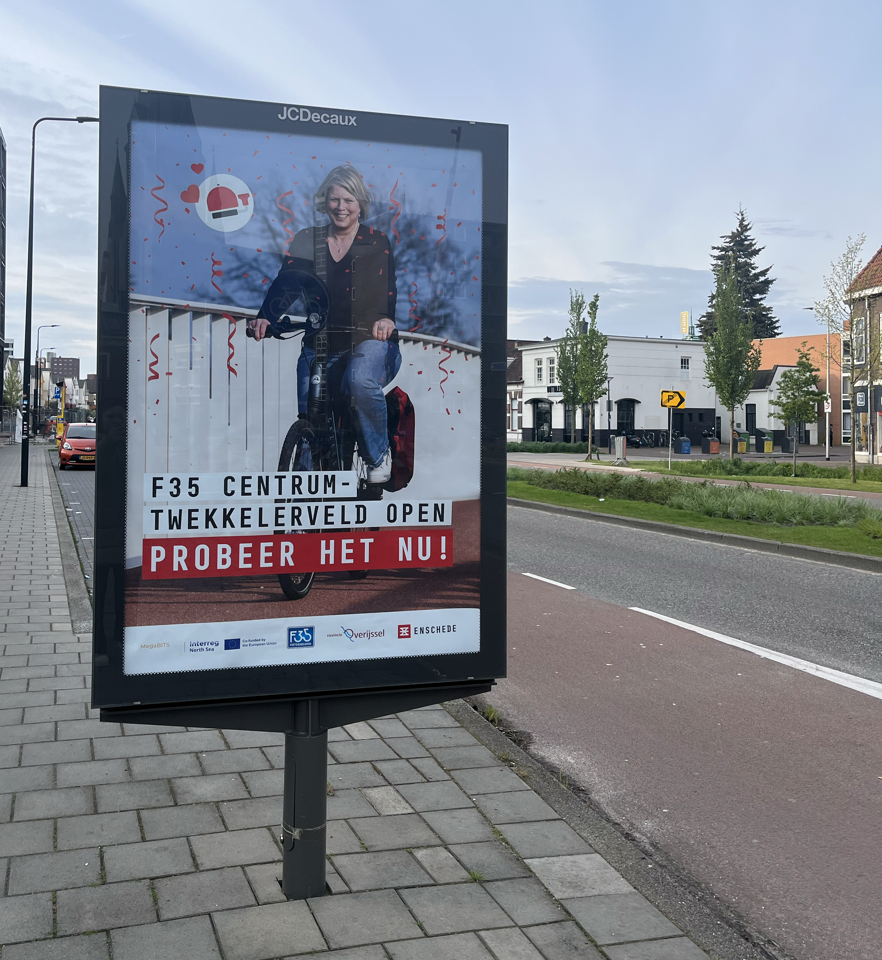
[630,607,882,701]
[522,572,577,590]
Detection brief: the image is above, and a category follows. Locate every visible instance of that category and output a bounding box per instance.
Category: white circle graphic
[194,175,254,233]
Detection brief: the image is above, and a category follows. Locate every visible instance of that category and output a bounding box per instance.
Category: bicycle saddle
[250,270,330,339]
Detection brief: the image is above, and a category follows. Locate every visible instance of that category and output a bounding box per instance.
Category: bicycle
[247,271,386,601]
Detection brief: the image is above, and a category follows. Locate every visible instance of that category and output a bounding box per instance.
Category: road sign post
[661,391,685,470]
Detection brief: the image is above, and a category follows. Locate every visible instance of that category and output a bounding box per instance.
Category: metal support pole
[280,730,328,899]
[825,320,831,461]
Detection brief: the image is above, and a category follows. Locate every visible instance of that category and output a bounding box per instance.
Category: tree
[576,294,608,459]
[703,264,762,458]
[699,207,780,340]
[556,290,587,444]
[812,234,879,482]
[3,360,22,412]
[770,345,827,476]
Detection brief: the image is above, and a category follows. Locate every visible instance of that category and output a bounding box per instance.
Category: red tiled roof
[849,245,882,294]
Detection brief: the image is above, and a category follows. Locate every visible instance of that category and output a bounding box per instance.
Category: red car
[59,423,96,469]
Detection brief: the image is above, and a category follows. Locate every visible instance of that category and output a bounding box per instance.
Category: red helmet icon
[207,185,240,219]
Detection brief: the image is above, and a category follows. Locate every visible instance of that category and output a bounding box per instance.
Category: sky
[2,0,881,375]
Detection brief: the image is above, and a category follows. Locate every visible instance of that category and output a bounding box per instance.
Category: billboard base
[100,682,492,899]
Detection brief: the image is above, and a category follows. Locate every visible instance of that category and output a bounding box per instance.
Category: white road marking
[522,572,577,590]
[630,607,882,701]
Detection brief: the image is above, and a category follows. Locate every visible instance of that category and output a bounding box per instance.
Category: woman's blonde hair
[314,165,372,221]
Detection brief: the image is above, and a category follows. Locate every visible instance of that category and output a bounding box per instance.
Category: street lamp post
[34,324,59,437]
[20,115,98,487]
[606,377,614,454]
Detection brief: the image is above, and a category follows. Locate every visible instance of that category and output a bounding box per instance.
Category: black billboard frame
[94,86,507,896]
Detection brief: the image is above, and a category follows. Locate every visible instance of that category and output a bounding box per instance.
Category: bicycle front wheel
[276,420,318,600]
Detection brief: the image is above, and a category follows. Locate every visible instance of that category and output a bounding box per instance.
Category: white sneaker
[366,449,392,484]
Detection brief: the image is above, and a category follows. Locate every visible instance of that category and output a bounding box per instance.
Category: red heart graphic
[191,163,204,174]
[180,184,200,203]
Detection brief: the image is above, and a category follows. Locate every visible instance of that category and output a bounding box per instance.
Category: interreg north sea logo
[341,627,386,642]
[288,627,315,649]
[224,639,241,651]
[187,640,220,654]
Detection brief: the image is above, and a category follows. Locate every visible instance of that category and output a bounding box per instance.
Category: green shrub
[858,517,882,539]
[507,467,882,527]
[507,442,596,454]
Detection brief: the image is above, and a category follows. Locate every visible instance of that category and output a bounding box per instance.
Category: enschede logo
[288,627,315,649]
[187,640,220,654]
[277,106,357,127]
[342,626,385,642]
[398,625,411,639]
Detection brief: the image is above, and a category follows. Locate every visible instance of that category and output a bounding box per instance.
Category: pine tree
[699,208,780,340]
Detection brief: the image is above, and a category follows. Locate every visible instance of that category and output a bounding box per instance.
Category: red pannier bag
[384,386,415,492]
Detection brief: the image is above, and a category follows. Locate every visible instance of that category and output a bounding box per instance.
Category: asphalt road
[499,504,882,960]
[508,502,882,683]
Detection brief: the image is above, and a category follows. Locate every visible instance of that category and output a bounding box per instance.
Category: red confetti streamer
[388,180,402,246]
[210,252,223,293]
[224,313,238,376]
[148,333,160,381]
[435,208,447,247]
[276,191,295,251]
[408,282,422,332]
[151,175,168,243]
[438,339,452,399]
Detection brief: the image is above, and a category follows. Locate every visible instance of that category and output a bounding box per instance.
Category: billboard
[93,87,507,710]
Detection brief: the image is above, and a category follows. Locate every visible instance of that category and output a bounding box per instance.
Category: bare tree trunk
[851,381,857,484]
[792,422,797,477]
[729,408,735,459]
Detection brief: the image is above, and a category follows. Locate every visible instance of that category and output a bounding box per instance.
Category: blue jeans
[297,339,402,468]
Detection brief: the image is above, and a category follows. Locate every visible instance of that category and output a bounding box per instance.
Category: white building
[518,335,718,447]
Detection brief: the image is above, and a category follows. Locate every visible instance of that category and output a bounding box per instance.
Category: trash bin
[677,438,691,454]
[701,437,720,454]
[780,437,794,454]
[757,432,773,454]
[735,433,749,455]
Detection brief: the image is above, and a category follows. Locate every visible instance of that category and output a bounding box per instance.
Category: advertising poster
[94,87,507,707]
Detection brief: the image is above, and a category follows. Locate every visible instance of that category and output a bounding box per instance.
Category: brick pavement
[0,442,721,960]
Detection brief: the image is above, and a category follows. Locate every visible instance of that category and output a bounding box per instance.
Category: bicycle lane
[497,570,882,960]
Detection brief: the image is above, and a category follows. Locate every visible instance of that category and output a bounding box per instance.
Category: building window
[680,357,690,380]
[853,315,867,365]
[842,375,850,397]
[746,404,756,433]
[535,358,543,384]
[548,357,556,385]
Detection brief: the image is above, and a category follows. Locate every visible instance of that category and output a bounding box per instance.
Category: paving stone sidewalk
[0,443,711,959]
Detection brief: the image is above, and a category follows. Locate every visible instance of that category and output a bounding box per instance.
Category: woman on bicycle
[247,165,400,484]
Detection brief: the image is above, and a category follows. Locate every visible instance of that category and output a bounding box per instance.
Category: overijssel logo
[342,626,385,642]
[288,627,315,648]
[187,640,220,654]
[224,638,241,651]
[277,106,357,127]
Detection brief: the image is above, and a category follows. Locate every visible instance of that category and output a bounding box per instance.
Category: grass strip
[507,480,882,558]
[628,460,882,494]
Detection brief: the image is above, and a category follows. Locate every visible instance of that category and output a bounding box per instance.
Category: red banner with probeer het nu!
[142,528,454,579]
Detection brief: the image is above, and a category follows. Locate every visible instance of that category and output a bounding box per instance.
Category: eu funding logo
[288,627,315,649]
[224,639,241,651]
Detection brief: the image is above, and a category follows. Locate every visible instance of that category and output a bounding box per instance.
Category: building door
[672,410,685,436]
[616,399,636,435]
[533,400,552,442]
